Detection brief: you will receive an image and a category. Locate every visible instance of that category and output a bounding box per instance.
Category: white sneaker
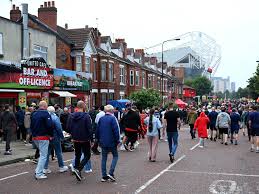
[35,174,47,180]
[85,169,93,173]
[59,166,68,173]
[119,145,126,151]
[198,145,204,148]
[69,163,75,172]
[43,169,51,174]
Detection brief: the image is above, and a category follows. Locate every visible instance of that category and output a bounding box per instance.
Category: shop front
[0,57,53,108]
[53,68,92,108]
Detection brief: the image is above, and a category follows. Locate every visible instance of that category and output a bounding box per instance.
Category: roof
[57,27,92,50]
[127,48,134,55]
[111,42,121,49]
[101,36,111,43]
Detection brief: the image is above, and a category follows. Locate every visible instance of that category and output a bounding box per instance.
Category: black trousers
[74,141,91,172]
[189,124,195,138]
[125,131,138,147]
[17,125,26,140]
[4,129,12,151]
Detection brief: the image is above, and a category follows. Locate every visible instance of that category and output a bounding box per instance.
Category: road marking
[134,155,186,194]
[64,159,72,163]
[209,180,237,194]
[167,170,259,177]
[190,143,200,150]
[0,172,29,182]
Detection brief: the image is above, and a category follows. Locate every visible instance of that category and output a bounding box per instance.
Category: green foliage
[247,64,259,99]
[129,88,161,110]
[184,76,213,96]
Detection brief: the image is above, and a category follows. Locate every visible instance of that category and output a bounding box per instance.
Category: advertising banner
[53,68,92,91]
[18,92,27,108]
[0,58,53,89]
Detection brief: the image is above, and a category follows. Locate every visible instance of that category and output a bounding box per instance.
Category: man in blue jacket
[31,101,53,180]
[67,101,92,181]
[96,105,120,182]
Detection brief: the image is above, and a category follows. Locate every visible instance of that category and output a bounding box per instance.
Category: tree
[184,76,213,96]
[129,88,161,110]
[247,64,259,99]
[236,87,250,99]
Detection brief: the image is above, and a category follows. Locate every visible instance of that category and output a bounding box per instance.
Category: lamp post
[161,38,180,105]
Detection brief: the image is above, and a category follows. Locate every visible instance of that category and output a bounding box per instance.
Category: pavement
[0,127,258,194]
[0,141,35,166]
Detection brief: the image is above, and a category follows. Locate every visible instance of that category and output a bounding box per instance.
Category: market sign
[0,57,53,89]
[53,68,92,91]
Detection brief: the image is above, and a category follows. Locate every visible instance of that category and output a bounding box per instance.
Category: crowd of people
[0,98,258,183]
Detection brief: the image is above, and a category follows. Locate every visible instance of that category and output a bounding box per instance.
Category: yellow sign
[18,92,27,108]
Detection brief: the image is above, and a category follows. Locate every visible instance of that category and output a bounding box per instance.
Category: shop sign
[53,69,92,91]
[42,92,49,104]
[0,57,53,89]
[18,92,27,108]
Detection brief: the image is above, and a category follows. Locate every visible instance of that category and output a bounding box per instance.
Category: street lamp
[161,38,180,105]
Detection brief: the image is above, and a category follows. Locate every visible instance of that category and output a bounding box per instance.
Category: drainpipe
[22,3,29,59]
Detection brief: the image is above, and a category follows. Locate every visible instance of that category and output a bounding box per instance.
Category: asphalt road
[0,127,258,194]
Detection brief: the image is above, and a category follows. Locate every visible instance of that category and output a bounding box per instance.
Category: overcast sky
[1,0,259,88]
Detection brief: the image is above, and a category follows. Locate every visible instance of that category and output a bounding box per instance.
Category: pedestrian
[60,107,70,133]
[67,100,92,181]
[54,104,63,117]
[24,107,33,145]
[187,107,198,139]
[208,107,218,141]
[216,106,231,145]
[31,101,53,179]
[164,102,181,163]
[230,108,241,145]
[248,105,259,153]
[144,109,162,162]
[194,112,210,148]
[96,105,120,182]
[15,106,25,141]
[122,105,141,151]
[93,106,105,155]
[0,105,4,143]
[43,106,68,174]
[1,104,17,155]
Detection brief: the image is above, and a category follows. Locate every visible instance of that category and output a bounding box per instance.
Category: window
[130,70,134,86]
[33,45,47,62]
[93,60,97,81]
[0,33,3,55]
[92,93,97,106]
[75,55,82,72]
[135,71,139,86]
[109,63,114,82]
[157,78,161,91]
[101,93,107,105]
[108,93,114,101]
[120,66,125,85]
[101,62,106,81]
[148,75,152,88]
[142,72,145,88]
[85,57,90,72]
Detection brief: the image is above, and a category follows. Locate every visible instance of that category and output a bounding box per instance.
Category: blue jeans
[72,154,92,171]
[34,140,49,176]
[167,132,178,156]
[101,147,118,177]
[44,139,64,169]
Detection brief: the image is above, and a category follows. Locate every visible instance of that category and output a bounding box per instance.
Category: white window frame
[109,63,114,82]
[120,65,125,85]
[75,55,82,72]
[0,33,3,55]
[85,56,90,72]
[130,70,134,86]
[135,71,140,86]
[142,72,146,88]
[101,62,106,81]
[33,44,48,62]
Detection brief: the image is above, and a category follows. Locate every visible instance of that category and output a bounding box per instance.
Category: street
[0,127,258,194]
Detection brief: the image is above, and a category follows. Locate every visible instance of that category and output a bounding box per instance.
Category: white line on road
[167,170,259,178]
[0,172,29,182]
[190,143,200,150]
[134,155,186,194]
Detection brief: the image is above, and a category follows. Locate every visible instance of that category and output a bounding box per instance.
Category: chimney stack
[10,4,21,22]
[115,39,127,59]
[65,23,68,29]
[38,1,57,31]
